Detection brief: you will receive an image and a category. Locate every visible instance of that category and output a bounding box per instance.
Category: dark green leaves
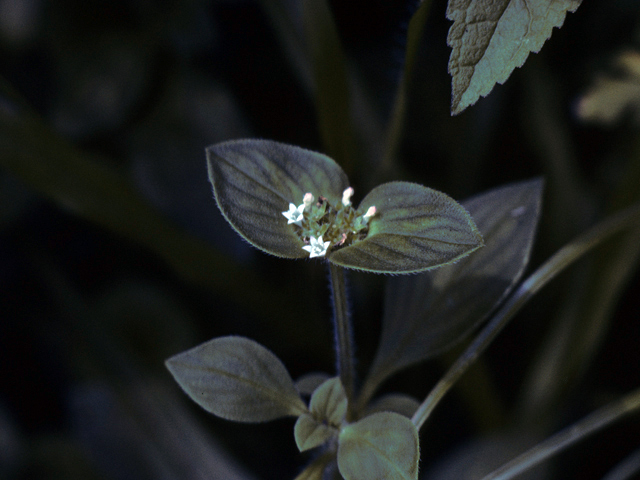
[294,377,347,451]
[360,179,543,403]
[207,139,349,258]
[330,182,484,273]
[207,139,483,274]
[337,412,419,480]
[165,336,307,422]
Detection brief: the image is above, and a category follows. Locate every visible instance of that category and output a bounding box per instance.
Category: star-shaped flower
[282,202,305,225]
[302,236,331,258]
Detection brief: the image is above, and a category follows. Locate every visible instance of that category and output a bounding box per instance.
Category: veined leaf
[166,336,307,422]
[330,181,484,274]
[337,412,419,480]
[447,0,582,114]
[360,179,543,406]
[207,139,349,258]
[294,378,347,452]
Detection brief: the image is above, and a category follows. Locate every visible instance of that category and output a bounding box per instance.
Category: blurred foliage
[1,0,640,479]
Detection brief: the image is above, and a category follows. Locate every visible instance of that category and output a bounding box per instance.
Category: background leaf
[337,412,419,480]
[359,179,543,406]
[207,139,349,258]
[447,0,582,114]
[166,336,307,422]
[329,181,483,274]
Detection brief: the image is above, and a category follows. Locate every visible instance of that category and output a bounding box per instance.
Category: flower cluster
[282,188,376,258]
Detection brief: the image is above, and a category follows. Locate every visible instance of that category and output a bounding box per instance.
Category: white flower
[282,203,305,225]
[302,235,331,258]
[363,206,376,221]
[342,187,354,206]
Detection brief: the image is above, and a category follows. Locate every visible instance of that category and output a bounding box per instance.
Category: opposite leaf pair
[207,139,483,273]
[165,336,419,480]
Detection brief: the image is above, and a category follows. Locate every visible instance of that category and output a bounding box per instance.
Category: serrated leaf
[294,378,347,452]
[166,336,307,422]
[577,50,640,125]
[207,139,349,258]
[447,0,582,114]
[337,412,419,480]
[361,179,543,404]
[330,182,484,274]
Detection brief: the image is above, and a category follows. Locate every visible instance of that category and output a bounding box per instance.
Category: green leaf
[360,179,543,405]
[447,0,582,114]
[295,372,332,396]
[337,412,419,480]
[294,377,347,452]
[165,336,307,422]
[329,181,483,274]
[293,452,334,480]
[207,139,349,258]
[365,394,421,419]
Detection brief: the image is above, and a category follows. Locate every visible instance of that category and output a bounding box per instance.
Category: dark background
[1,0,639,479]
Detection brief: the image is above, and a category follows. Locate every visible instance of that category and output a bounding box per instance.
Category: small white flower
[303,192,315,209]
[342,187,354,206]
[302,235,331,258]
[363,206,376,222]
[282,203,305,225]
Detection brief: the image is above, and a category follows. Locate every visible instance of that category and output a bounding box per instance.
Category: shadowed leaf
[207,139,349,258]
[330,181,483,274]
[447,0,582,114]
[366,394,421,419]
[360,179,543,405]
[337,412,419,480]
[295,378,347,451]
[166,336,307,422]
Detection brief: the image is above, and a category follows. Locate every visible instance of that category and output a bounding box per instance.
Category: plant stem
[411,201,640,431]
[479,386,640,480]
[329,262,355,416]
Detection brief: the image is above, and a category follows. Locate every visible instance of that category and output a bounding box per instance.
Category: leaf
[337,412,419,480]
[165,336,307,422]
[360,179,543,405]
[365,394,421,419]
[577,50,640,125]
[447,0,582,114]
[207,139,349,258]
[295,372,332,396]
[294,377,347,451]
[294,452,335,480]
[329,181,484,274]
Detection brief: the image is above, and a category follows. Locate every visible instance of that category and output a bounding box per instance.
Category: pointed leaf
[295,413,335,452]
[207,139,349,258]
[309,377,348,426]
[166,336,307,422]
[337,412,419,480]
[295,372,332,396]
[329,182,483,274]
[447,0,582,114]
[362,179,543,403]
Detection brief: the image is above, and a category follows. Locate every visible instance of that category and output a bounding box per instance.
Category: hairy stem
[411,201,640,430]
[329,262,355,417]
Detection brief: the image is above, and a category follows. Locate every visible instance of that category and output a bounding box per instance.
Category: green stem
[411,201,640,430]
[479,386,640,480]
[329,262,355,416]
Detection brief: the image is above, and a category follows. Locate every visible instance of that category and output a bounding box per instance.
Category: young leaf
[294,377,348,451]
[166,336,307,422]
[207,139,349,258]
[447,0,582,114]
[329,181,484,274]
[360,179,543,405]
[337,412,419,480]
